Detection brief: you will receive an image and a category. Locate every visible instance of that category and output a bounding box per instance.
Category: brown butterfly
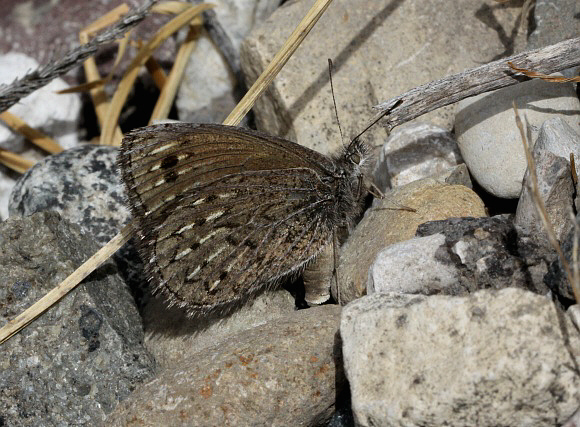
[118,123,371,315]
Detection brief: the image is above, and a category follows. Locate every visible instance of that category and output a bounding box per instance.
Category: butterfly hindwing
[119,123,339,313]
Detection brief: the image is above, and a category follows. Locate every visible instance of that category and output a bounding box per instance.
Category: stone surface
[241,0,526,157]
[515,150,574,247]
[455,76,580,198]
[544,218,580,303]
[415,216,553,296]
[9,145,128,243]
[8,144,144,306]
[143,287,296,369]
[568,304,580,330]
[107,305,345,427]
[335,179,487,304]
[0,52,81,220]
[367,233,459,295]
[176,0,282,123]
[373,122,463,191]
[527,0,580,50]
[0,211,155,426]
[341,288,580,427]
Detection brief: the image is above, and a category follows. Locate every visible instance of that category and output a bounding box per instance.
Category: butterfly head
[339,137,372,179]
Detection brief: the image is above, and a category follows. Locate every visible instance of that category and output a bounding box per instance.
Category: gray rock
[416,216,553,296]
[8,144,144,305]
[241,0,527,157]
[9,145,128,243]
[544,218,580,302]
[455,76,580,198]
[335,179,486,304]
[142,287,296,369]
[107,305,344,427]
[533,118,580,167]
[0,211,155,426]
[515,150,574,247]
[340,288,580,426]
[367,234,460,295]
[527,0,580,50]
[568,304,580,330]
[373,123,463,191]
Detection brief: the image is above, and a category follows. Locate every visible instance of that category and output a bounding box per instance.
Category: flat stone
[107,305,344,427]
[142,287,296,369]
[241,0,526,156]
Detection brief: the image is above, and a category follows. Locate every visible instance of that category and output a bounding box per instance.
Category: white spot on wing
[209,279,221,291]
[207,246,226,262]
[176,223,195,235]
[175,247,192,260]
[206,210,224,222]
[187,265,201,280]
[149,142,177,155]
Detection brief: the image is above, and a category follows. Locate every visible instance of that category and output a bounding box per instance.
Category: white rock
[0,52,81,219]
[341,288,580,427]
[367,234,459,295]
[374,123,463,191]
[455,76,580,198]
[176,0,281,123]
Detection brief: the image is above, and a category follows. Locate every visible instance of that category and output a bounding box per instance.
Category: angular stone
[335,179,487,304]
[374,122,463,191]
[341,288,580,427]
[0,212,154,426]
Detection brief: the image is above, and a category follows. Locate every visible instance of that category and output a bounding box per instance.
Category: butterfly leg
[332,228,341,306]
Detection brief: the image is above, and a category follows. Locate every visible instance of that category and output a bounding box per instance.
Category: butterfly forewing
[119,123,344,314]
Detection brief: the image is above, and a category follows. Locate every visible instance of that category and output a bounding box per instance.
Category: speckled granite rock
[107,305,344,426]
[9,145,127,242]
[341,288,580,426]
[0,211,155,426]
[8,144,145,306]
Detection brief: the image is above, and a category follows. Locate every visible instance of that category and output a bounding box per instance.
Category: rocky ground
[0,0,579,426]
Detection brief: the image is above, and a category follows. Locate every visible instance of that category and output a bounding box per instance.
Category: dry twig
[373,37,580,131]
[0,0,156,114]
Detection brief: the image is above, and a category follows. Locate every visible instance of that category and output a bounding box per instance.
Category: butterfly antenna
[328,59,345,145]
[350,98,403,142]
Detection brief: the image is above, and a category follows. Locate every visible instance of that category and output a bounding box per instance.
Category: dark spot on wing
[161,155,179,169]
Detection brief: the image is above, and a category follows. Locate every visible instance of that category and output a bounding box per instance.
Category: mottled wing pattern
[119,123,338,314]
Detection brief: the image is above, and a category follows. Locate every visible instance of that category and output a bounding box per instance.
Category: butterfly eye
[349,152,361,164]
